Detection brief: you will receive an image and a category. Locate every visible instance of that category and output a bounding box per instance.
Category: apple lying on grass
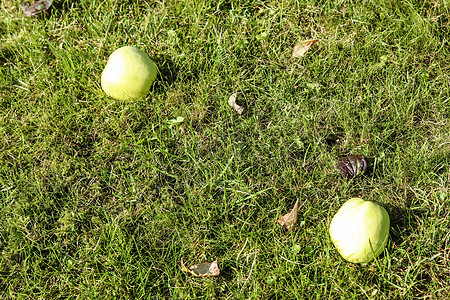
[101,46,158,101]
[329,198,390,263]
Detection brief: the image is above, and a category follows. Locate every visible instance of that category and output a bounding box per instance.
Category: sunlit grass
[1,0,449,298]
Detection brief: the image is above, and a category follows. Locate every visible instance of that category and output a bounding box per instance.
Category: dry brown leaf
[277,199,299,231]
[228,92,244,114]
[181,258,220,277]
[291,39,319,58]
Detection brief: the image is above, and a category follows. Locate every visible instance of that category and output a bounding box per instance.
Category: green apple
[329,198,390,263]
[101,46,158,101]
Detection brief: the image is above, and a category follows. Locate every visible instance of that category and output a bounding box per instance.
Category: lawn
[1,0,449,298]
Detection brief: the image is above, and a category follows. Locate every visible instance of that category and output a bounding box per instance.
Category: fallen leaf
[291,39,319,58]
[181,258,220,277]
[277,199,299,231]
[375,55,389,68]
[21,0,53,16]
[166,116,185,127]
[228,92,244,114]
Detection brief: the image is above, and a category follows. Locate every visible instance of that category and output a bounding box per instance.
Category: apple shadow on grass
[381,203,429,250]
[151,57,198,93]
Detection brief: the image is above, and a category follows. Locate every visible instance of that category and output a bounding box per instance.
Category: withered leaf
[181,258,220,277]
[277,199,299,231]
[21,0,53,16]
[228,92,244,115]
[291,39,319,58]
[166,116,185,127]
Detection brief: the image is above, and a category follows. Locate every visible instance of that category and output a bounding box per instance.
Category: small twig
[349,18,369,24]
[241,252,257,290]
[236,238,249,261]
[278,254,307,266]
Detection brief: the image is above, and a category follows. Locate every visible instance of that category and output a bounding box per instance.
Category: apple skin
[101,46,157,101]
[329,198,390,263]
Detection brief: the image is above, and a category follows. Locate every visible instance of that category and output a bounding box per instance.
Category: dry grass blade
[181,258,220,277]
[291,39,319,58]
[277,199,299,231]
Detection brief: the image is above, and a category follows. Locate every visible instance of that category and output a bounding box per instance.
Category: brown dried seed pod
[21,0,52,16]
[337,155,367,178]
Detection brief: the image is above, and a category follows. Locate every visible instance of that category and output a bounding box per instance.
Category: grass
[1,0,449,298]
